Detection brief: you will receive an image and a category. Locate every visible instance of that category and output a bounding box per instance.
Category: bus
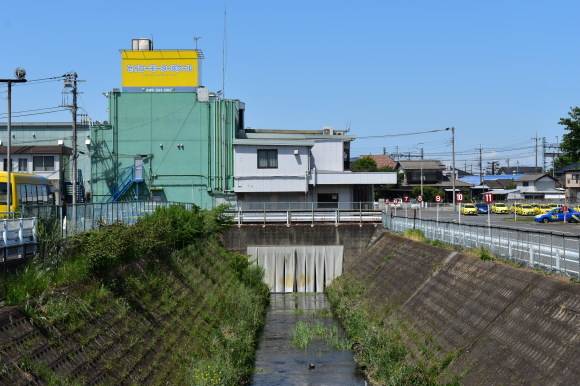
[0,171,54,213]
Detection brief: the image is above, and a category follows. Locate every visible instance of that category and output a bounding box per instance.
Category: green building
[91,39,243,207]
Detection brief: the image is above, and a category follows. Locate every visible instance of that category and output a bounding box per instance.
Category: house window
[573,174,580,181]
[2,159,10,172]
[522,182,529,187]
[18,159,28,172]
[318,193,339,209]
[33,156,55,171]
[257,149,278,169]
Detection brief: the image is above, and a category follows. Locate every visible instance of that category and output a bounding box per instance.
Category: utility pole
[542,137,546,173]
[476,145,483,185]
[1,68,27,212]
[72,73,78,205]
[449,127,456,211]
[531,133,540,172]
[420,147,424,196]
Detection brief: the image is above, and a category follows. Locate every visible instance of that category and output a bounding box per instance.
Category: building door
[134,158,144,181]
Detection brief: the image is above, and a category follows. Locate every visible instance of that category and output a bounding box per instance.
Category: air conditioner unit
[85,139,91,146]
[57,139,64,145]
[322,126,333,135]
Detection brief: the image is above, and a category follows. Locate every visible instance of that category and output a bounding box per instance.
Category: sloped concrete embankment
[0,242,268,384]
[346,230,579,384]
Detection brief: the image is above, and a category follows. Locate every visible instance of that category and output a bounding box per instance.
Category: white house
[233,128,396,209]
[0,145,72,203]
[515,173,564,200]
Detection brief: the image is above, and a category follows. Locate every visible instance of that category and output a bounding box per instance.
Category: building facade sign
[121,50,200,91]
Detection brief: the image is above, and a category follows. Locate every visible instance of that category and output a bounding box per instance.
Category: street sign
[417,195,423,203]
[393,198,399,205]
[403,196,410,203]
[435,195,443,203]
[563,205,568,211]
[385,198,390,205]
[456,193,464,203]
[484,193,494,204]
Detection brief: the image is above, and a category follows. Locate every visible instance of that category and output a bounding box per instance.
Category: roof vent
[132,38,153,51]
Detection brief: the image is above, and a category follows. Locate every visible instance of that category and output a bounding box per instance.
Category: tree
[350,157,377,172]
[411,186,442,202]
[555,107,580,169]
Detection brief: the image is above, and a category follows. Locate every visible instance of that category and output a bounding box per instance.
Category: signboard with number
[393,198,399,205]
[435,195,443,203]
[403,196,410,203]
[563,205,568,211]
[417,195,423,203]
[484,193,494,204]
[385,198,390,205]
[456,193,464,203]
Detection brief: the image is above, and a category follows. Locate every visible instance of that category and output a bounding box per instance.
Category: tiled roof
[360,154,398,169]
[398,160,445,170]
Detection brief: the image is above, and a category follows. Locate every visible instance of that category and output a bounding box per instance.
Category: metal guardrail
[383,213,580,277]
[1,217,37,263]
[225,209,382,226]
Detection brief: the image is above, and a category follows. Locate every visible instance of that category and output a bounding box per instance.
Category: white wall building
[233,128,396,209]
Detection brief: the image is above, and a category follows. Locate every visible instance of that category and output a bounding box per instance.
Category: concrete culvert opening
[247,246,344,293]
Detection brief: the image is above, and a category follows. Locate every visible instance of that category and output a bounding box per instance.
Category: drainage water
[252,293,366,385]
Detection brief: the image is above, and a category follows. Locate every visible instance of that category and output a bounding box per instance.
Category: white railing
[1,217,37,263]
[225,202,382,226]
[383,214,580,277]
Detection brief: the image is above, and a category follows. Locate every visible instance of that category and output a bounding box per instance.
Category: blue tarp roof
[459,174,523,186]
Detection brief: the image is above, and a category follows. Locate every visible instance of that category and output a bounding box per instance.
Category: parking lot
[386,206,580,236]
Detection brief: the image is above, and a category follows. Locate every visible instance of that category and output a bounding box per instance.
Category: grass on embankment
[326,274,461,385]
[0,205,269,385]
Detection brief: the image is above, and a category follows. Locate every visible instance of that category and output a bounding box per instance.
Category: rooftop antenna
[194,36,201,50]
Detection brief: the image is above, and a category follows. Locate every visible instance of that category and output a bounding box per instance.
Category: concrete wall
[345,231,580,384]
[221,224,380,267]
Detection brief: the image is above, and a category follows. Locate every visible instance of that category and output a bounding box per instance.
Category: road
[387,207,580,236]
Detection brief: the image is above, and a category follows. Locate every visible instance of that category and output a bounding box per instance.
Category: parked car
[529,203,542,215]
[517,204,536,216]
[510,202,525,213]
[475,203,488,214]
[574,204,580,212]
[539,203,559,214]
[491,203,509,214]
[461,203,478,215]
[534,208,580,223]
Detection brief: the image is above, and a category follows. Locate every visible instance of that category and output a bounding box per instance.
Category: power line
[356,128,450,139]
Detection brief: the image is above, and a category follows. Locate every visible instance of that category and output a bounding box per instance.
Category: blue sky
[1,1,578,172]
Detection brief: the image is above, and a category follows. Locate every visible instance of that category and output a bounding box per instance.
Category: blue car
[534,208,580,223]
[475,203,489,214]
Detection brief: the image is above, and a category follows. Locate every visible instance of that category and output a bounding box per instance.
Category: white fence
[1,217,37,263]
[383,214,580,277]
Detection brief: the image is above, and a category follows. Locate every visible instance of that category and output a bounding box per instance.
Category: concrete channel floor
[252,293,366,385]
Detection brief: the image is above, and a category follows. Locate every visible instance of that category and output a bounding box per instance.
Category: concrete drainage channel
[247,246,365,384]
[251,293,366,385]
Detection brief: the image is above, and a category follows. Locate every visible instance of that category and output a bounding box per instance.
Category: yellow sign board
[121,50,200,91]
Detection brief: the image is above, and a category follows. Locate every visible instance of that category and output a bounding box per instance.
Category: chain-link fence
[383,213,580,277]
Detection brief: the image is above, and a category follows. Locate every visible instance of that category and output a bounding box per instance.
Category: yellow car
[461,203,478,215]
[574,204,580,212]
[529,203,542,215]
[491,203,509,214]
[539,203,559,214]
[510,202,525,213]
[517,204,536,216]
